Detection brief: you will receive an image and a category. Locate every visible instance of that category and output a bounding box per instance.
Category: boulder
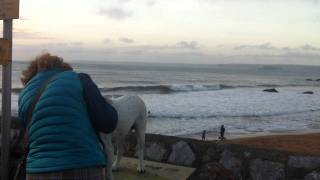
[250,159,285,180]
[145,143,167,162]
[219,150,242,178]
[316,79,320,81]
[168,141,195,166]
[288,156,320,170]
[306,79,313,81]
[199,162,237,180]
[304,170,320,180]
[263,88,278,93]
[303,91,314,94]
[202,147,219,163]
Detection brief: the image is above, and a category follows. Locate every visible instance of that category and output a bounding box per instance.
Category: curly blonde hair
[21,53,73,85]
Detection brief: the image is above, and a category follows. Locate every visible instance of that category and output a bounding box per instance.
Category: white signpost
[1,0,19,179]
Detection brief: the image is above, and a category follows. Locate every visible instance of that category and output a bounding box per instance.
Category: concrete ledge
[114,157,195,180]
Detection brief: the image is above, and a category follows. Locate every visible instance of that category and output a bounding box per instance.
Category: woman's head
[21,53,73,85]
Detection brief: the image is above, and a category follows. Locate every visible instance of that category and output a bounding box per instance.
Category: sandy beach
[183,131,320,156]
[224,132,320,156]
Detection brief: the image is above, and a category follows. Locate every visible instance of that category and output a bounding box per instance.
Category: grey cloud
[282,47,291,51]
[12,29,54,40]
[98,7,132,20]
[118,0,131,3]
[103,38,111,44]
[235,43,320,52]
[216,44,224,48]
[20,16,30,20]
[71,42,84,46]
[300,44,320,51]
[234,42,275,50]
[146,0,157,7]
[176,41,200,49]
[119,38,134,43]
[14,42,320,65]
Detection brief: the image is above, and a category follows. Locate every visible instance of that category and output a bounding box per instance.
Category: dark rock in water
[316,79,320,81]
[306,79,313,81]
[263,88,278,93]
[303,91,314,94]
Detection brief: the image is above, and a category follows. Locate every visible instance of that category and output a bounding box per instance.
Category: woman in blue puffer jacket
[18,53,118,179]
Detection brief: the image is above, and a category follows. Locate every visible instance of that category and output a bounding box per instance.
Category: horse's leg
[135,116,146,173]
[100,133,114,180]
[112,141,123,171]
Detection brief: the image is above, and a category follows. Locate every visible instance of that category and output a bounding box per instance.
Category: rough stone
[250,159,285,180]
[288,156,320,170]
[303,91,314,94]
[219,150,242,178]
[202,147,219,163]
[304,170,320,180]
[263,88,278,93]
[244,152,251,158]
[199,162,237,180]
[168,141,195,166]
[145,143,167,161]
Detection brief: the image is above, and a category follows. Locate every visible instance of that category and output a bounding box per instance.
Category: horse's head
[104,96,114,104]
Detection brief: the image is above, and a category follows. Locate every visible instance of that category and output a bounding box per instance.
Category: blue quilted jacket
[18,69,106,173]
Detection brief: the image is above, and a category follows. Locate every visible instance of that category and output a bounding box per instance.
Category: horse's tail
[131,95,147,119]
[127,95,147,132]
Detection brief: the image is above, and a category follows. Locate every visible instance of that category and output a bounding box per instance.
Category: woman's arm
[78,73,118,134]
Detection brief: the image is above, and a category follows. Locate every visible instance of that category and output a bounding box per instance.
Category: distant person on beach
[18,53,118,179]
[219,125,226,141]
[202,130,206,141]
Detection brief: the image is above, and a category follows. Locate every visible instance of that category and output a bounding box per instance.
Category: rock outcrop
[219,150,242,178]
[303,91,314,94]
[250,159,285,180]
[168,141,195,166]
[121,133,320,179]
[5,123,320,180]
[304,170,320,180]
[263,88,278,93]
[145,143,167,161]
[288,156,320,169]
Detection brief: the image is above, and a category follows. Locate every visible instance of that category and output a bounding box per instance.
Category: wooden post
[1,0,19,179]
[1,19,13,180]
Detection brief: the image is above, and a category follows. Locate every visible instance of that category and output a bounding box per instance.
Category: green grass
[113,168,168,180]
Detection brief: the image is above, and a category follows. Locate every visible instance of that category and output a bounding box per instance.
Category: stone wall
[122,133,320,180]
[3,117,320,180]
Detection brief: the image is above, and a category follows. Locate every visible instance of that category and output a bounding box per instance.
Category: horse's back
[111,95,147,138]
[112,95,146,114]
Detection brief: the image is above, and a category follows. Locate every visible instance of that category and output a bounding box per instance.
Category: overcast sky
[1,0,320,64]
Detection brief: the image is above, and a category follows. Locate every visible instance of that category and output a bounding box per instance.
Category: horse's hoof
[137,168,146,173]
[112,167,119,172]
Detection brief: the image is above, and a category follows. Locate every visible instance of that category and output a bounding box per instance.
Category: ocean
[2,61,320,139]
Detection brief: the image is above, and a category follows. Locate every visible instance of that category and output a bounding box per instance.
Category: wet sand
[183,131,320,156]
[224,133,320,156]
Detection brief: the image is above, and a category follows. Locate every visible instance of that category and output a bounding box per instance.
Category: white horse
[100,95,147,180]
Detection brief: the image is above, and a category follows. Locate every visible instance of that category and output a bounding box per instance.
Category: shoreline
[178,130,320,156]
[181,129,320,141]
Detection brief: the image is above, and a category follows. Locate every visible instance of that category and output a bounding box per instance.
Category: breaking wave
[100,84,237,94]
